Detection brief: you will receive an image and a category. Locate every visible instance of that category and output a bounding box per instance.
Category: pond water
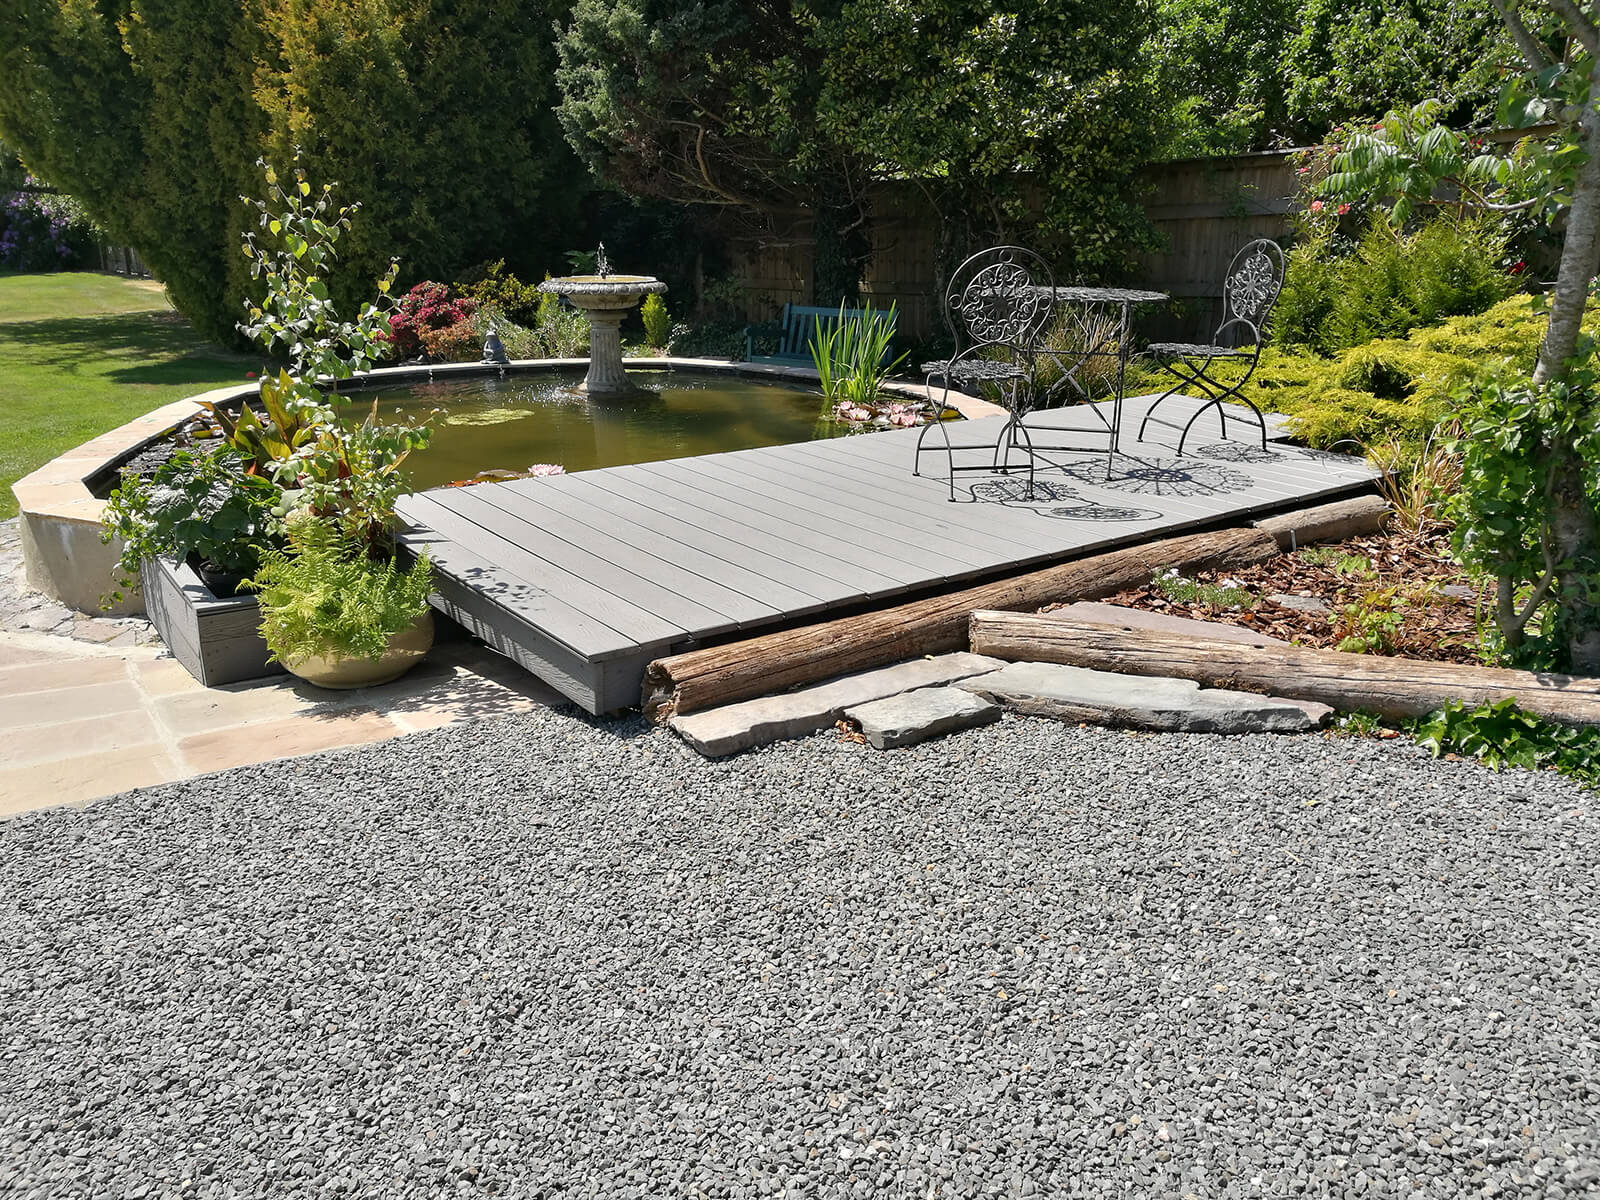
[362,369,847,492]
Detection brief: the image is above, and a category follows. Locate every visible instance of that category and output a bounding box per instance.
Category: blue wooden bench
[745,303,898,367]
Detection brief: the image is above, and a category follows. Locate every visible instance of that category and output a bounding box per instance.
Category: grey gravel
[2,708,1598,1199]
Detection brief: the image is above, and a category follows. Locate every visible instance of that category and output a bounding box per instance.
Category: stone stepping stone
[844,686,1001,750]
[1053,601,1290,645]
[1266,592,1331,616]
[670,652,1005,757]
[959,660,1330,734]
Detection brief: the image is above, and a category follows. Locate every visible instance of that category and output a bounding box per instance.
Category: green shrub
[1273,217,1518,356]
[0,0,581,345]
[641,293,671,350]
[459,260,542,327]
[1271,240,1341,352]
[1415,698,1600,789]
[100,447,282,604]
[1238,295,1567,456]
[667,320,748,360]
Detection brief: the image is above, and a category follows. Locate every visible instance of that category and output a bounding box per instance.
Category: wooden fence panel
[722,149,1303,341]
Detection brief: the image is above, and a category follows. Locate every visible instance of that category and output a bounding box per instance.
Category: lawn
[0,273,254,519]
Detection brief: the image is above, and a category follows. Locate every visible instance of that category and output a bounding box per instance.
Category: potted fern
[246,516,434,689]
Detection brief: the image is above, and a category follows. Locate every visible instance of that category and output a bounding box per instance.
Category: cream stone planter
[281,611,434,690]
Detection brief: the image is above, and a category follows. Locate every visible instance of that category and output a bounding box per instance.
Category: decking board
[397,391,1381,712]
[582,465,914,595]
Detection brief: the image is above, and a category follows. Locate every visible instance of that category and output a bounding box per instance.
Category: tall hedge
[0,0,582,344]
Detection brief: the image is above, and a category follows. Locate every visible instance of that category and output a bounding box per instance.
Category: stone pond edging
[11,359,1003,618]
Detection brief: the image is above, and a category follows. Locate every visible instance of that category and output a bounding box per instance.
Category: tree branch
[1546,0,1600,56]
[1494,0,1557,70]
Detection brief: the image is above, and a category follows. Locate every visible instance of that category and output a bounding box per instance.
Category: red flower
[1310,200,1325,214]
[246,370,257,378]
[1509,261,1527,276]
[1337,204,1351,216]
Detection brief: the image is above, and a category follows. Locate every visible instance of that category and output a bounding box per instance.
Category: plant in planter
[100,447,282,603]
[227,155,438,688]
[245,516,435,689]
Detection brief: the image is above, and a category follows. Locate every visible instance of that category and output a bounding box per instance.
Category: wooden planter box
[139,557,284,687]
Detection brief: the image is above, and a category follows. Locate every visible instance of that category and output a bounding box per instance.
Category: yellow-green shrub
[1247,295,1574,455]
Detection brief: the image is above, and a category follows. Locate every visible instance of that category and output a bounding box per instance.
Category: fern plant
[246,518,433,663]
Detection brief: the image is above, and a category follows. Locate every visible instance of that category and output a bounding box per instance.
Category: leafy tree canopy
[0,0,584,343]
[558,0,1161,290]
[1151,0,1517,157]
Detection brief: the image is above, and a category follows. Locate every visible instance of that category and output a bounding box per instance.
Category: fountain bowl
[539,274,668,393]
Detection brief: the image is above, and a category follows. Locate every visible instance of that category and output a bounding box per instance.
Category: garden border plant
[101,156,439,686]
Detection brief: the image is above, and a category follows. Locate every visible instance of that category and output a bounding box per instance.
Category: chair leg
[913,406,961,502]
[1175,383,1268,455]
[1137,370,1190,443]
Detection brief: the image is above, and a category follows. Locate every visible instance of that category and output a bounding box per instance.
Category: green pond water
[363,369,847,492]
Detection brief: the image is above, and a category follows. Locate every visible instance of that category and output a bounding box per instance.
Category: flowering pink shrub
[384,281,478,361]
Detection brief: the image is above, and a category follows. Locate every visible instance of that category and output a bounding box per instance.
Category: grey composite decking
[396,393,1381,713]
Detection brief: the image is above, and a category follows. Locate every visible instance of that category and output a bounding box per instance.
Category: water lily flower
[526,463,566,476]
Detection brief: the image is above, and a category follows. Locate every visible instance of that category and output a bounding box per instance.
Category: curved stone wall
[10,358,1001,617]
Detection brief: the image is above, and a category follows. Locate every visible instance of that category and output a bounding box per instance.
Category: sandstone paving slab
[0,708,162,769]
[844,686,1000,750]
[670,652,1006,757]
[0,743,181,819]
[0,655,132,696]
[176,710,408,776]
[959,660,1330,733]
[0,680,146,731]
[1051,601,1290,646]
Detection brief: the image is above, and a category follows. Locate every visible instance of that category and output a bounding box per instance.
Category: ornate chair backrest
[1217,238,1286,346]
[942,245,1054,354]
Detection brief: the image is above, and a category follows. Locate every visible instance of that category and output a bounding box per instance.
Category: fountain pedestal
[537,274,667,397]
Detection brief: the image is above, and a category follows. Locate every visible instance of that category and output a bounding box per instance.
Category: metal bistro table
[1012,284,1169,458]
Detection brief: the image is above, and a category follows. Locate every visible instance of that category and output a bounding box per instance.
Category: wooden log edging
[1253,494,1390,549]
[968,612,1600,728]
[643,525,1280,720]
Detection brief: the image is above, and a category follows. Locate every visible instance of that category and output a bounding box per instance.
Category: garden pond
[372,369,851,490]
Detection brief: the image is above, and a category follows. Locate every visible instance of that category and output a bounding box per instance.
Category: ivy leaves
[1415,697,1600,787]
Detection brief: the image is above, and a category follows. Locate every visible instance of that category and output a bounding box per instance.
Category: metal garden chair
[1137,238,1286,454]
[914,245,1054,501]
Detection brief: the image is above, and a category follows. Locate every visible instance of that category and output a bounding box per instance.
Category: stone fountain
[537,244,667,396]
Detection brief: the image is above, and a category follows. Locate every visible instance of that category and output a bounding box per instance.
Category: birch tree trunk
[1531,46,1600,670]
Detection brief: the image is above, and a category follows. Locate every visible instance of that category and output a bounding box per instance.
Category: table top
[1033,285,1169,304]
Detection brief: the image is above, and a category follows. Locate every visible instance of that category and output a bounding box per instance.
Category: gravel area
[2,711,1598,1198]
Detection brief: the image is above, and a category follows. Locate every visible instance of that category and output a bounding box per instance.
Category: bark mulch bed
[1060,524,1492,665]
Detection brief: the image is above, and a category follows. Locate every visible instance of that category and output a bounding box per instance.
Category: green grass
[0,273,255,519]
